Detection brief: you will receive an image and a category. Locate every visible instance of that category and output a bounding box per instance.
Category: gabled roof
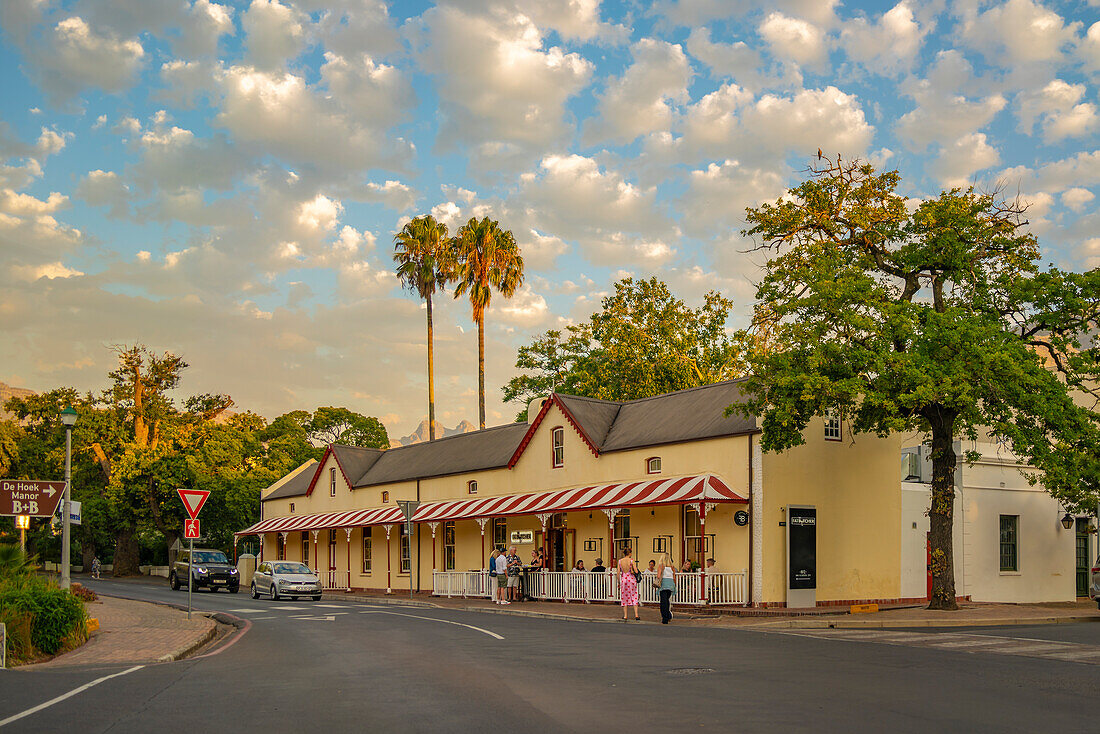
[262,459,319,500]
[352,422,529,488]
[508,379,758,467]
[305,444,382,497]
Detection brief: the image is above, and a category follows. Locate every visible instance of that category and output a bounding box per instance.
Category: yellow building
[237,379,908,608]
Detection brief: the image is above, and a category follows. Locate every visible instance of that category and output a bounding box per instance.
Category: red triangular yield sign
[177,488,210,519]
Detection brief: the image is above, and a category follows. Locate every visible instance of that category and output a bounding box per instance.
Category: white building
[901,441,1097,603]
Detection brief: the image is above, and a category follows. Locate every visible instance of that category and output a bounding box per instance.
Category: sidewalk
[30,595,216,668]
[328,589,1100,629]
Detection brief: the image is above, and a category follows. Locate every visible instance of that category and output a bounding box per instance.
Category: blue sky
[2,0,1099,436]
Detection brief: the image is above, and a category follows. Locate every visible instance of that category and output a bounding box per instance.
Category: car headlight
[229,568,238,575]
[195,566,208,575]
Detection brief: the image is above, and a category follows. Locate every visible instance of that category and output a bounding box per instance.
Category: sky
[2,0,1100,437]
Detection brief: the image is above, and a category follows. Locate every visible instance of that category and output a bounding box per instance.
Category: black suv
[170,548,240,593]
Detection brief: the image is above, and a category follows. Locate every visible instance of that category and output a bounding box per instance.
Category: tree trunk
[927,409,959,610]
[81,537,97,570]
[427,294,436,442]
[477,317,486,430]
[113,526,142,576]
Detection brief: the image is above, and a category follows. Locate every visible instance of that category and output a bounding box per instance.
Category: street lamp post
[59,405,78,589]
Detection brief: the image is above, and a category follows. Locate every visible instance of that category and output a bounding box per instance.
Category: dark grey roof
[565,380,758,453]
[331,444,383,482]
[555,394,620,447]
[263,460,319,500]
[352,422,529,488]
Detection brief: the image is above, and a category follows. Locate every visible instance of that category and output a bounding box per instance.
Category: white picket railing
[318,569,350,591]
[431,570,747,605]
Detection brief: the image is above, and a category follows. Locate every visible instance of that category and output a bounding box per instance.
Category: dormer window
[330,467,337,496]
[468,480,478,494]
[289,503,295,513]
[381,490,389,503]
[646,457,662,474]
[551,427,564,468]
[824,409,842,441]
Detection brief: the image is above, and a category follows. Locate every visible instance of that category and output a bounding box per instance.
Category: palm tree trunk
[478,317,486,430]
[427,294,436,441]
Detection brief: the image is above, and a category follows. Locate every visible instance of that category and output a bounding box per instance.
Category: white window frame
[468,480,478,494]
[362,531,372,573]
[824,410,842,442]
[399,524,411,574]
[551,427,564,468]
[330,467,337,496]
[647,457,662,474]
[443,521,456,571]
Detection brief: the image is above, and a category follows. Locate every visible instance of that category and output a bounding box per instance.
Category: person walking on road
[91,555,101,579]
[618,545,640,621]
[657,552,676,624]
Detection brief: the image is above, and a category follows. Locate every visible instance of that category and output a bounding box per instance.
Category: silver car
[251,561,323,601]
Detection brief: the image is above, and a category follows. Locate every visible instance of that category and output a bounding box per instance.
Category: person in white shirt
[494,550,510,604]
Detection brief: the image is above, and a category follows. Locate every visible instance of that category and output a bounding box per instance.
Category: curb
[749,614,1100,630]
[328,592,438,608]
[157,622,216,662]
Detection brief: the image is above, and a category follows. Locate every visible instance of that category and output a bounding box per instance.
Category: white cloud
[12,262,84,281]
[958,0,1080,68]
[839,3,926,75]
[159,60,218,107]
[362,180,417,212]
[758,12,827,69]
[242,0,306,70]
[519,229,569,270]
[409,4,593,154]
[1061,187,1095,212]
[1000,151,1100,193]
[0,189,69,216]
[74,170,130,217]
[296,194,343,232]
[319,52,416,127]
[36,128,71,156]
[27,16,145,103]
[680,159,786,237]
[896,63,1007,151]
[686,28,773,89]
[587,38,692,144]
[929,133,1001,188]
[519,0,628,43]
[175,0,235,58]
[1016,80,1099,143]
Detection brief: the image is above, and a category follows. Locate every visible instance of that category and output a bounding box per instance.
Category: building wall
[761,419,904,604]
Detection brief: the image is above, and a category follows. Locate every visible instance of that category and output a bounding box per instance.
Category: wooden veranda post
[428,522,439,572]
[345,527,353,591]
[384,524,393,594]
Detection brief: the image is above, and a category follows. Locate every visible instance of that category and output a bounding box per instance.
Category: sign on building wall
[787,505,817,608]
[510,530,534,544]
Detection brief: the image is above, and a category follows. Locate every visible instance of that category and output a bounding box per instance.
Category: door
[328,529,337,572]
[1076,518,1090,597]
[548,528,565,571]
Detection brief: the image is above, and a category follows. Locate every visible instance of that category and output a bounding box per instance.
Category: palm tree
[450,216,524,429]
[394,215,451,441]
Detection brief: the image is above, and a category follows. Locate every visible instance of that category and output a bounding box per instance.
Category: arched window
[551,427,564,467]
[468,480,478,494]
[646,457,662,474]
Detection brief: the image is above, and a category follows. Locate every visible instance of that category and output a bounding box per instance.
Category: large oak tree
[738,158,1100,609]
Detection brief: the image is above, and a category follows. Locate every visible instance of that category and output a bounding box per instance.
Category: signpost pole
[188,537,193,621]
[61,420,72,589]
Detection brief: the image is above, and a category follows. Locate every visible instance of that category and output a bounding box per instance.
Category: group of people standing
[487,544,683,624]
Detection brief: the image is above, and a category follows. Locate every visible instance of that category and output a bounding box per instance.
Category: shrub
[0,575,87,657]
[69,583,98,602]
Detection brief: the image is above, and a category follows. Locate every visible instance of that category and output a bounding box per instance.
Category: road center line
[359,610,504,640]
[0,665,145,728]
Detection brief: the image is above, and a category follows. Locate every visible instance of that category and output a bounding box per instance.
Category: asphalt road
[2,578,1100,733]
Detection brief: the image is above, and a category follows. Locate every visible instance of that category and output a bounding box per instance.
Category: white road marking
[227,609,265,613]
[290,615,336,621]
[311,604,348,608]
[360,610,504,640]
[270,606,309,610]
[0,665,145,728]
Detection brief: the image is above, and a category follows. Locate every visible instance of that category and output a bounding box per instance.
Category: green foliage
[393,214,451,301]
[504,277,749,413]
[738,157,1100,608]
[0,542,37,581]
[0,575,86,656]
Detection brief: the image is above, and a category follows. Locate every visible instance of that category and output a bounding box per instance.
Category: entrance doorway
[328,529,337,572]
[546,514,567,571]
[1076,518,1090,597]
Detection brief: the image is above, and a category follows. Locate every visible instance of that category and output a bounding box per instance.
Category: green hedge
[0,576,87,658]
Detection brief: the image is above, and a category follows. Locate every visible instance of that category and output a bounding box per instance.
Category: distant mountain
[0,382,36,420]
[391,419,476,447]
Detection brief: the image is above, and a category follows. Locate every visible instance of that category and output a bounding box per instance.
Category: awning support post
[428,522,439,572]
[476,517,489,571]
[384,524,393,594]
[602,508,622,565]
[699,502,708,605]
[311,530,319,574]
[344,527,353,592]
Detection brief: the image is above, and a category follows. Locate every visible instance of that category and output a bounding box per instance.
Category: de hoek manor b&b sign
[0,480,66,517]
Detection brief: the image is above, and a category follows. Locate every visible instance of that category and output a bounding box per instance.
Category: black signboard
[734,510,749,526]
[788,507,816,590]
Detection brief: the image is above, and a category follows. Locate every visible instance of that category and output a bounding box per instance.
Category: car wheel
[170,573,180,591]
[229,586,239,594]
[271,584,280,601]
[312,595,322,601]
[250,582,259,599]
[290,596,298,601]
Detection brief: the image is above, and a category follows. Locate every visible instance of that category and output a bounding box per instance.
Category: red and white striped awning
[412,474,746,524]
[235,505,404,536]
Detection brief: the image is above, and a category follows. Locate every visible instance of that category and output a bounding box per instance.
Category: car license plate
[213,579,225,584]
